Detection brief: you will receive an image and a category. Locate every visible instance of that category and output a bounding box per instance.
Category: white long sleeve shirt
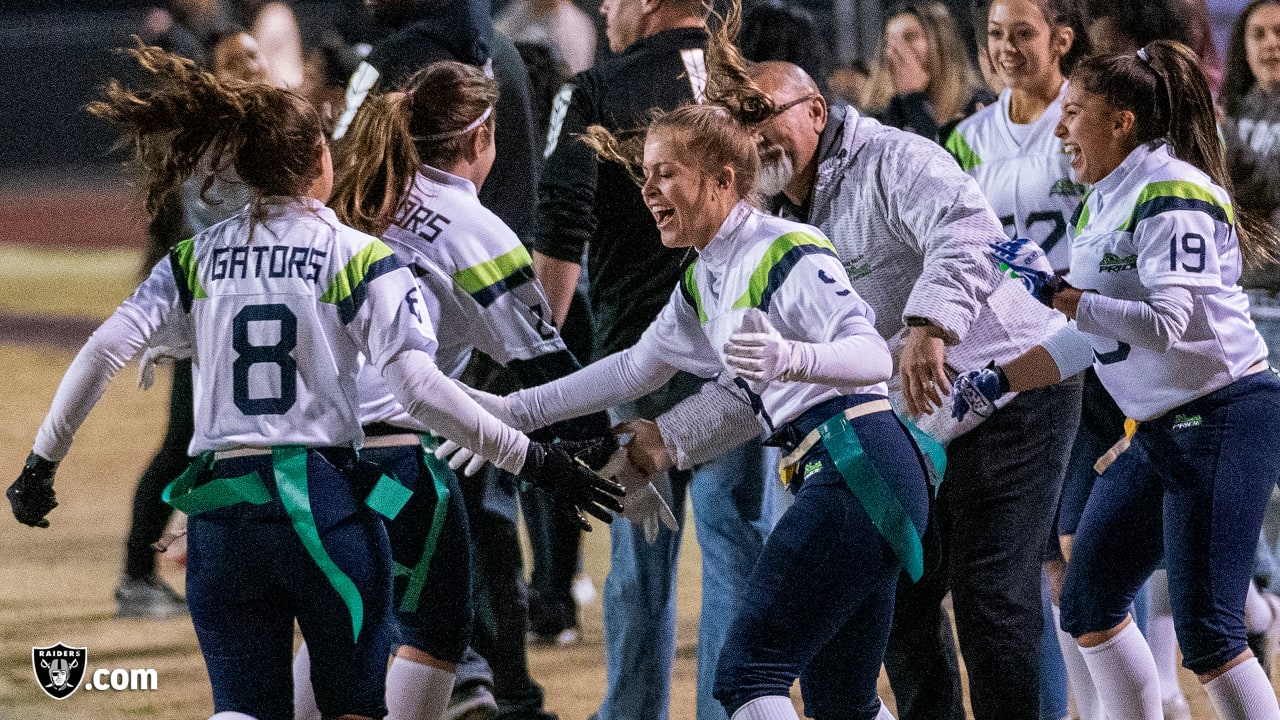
[503,202,892,433]
[945,84,1084,271]
[1043,143,1268,420]
[356,167,567,430]
[34,198,530,473]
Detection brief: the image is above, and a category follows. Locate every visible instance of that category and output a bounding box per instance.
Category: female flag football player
[452,93,934,718]
[5,45,621,720]
[953,40,1280,720]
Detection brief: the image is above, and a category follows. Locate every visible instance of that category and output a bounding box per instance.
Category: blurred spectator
[859,2,994,140]
[826,59,869,107]
[1086,0,1223,91]
[1085,0,1186,52]
[232,0,306,88]
[738,0,832,92]
[209,29,270,87]
[139,0,235,65]
[496,0,597,75]
[1223,0,1280,255]
[1172,0,1224,94]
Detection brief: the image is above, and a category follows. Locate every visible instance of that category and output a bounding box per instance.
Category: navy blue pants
[1056,368,1126,539]
[713,399,930,720]
[1061,371,1280,674]
[186,449,394,720]
[362,442,473,664]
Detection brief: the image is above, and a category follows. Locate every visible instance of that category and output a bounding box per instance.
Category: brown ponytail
[330,61,498,236]
[1073,40,1280,269]
[89,41,324,220]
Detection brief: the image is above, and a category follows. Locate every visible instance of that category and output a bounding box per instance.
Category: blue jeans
[598,375,782,720]
[1061,371,1280,674]
[1247,289,1280,586]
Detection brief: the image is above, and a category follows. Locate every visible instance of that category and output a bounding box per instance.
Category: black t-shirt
[535,27,709,359]
[337,26,537,242]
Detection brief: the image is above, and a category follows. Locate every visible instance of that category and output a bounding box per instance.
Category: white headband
[415,106,493,142]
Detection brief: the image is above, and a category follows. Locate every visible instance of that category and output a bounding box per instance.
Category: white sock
[386,656,456,720]
[876,700,895,719]
[292,642,321,720]
[1078,620,1162,720]
[1204,658,1280,719]
[1247,582,1274,635]
[1146,571,1185,703]
[731,696,800,720]
[1054,604,1107,720]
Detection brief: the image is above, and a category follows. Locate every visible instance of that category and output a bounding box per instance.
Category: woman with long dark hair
[953,40,1280,719]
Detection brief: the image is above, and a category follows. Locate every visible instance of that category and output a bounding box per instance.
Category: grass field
[0,244,710,719]
[0,244,1225,718]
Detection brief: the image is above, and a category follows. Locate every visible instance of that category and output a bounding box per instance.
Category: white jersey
[946,84,1085,270]
[1069,143,1267,419]
[639,201,888,430]
[32,198,434,459]
[357,167,567,429]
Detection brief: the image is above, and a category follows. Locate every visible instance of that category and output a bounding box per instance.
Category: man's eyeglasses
[763,94,817,122]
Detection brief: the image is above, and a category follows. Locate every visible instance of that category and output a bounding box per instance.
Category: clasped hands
[439,387,678,542]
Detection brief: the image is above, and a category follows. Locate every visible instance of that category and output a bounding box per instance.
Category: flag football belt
[776,399,945,583]
[162,446,414,640]
[392,434,454,615]
[1092,359,1270,474]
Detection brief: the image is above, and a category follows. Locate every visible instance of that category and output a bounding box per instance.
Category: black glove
[523,438,625,532]
[8,452,59,528]
[1036,273,1068,308]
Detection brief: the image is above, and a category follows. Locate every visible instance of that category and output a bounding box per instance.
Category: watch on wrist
[905,316,933,328]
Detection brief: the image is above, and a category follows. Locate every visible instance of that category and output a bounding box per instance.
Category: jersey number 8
[232,304,298,415]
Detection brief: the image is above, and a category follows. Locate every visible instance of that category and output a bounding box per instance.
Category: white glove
[598,445,678,543]
[433,439,489,477]
[137,344,190,390]
[723,308,802,394]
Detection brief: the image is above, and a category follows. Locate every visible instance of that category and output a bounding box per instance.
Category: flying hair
[88,40,325,224]
[578,0,773,194]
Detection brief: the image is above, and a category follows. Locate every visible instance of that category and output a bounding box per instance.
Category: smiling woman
[479,88,934,719]
[953,40,1280,720]
[638,106,760,250]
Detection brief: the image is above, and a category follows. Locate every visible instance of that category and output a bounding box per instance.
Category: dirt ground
[0,244,1224,718]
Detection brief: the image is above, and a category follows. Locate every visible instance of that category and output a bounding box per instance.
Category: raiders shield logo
[32,643,87,700]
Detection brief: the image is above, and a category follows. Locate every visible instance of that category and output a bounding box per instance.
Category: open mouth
[651,206,675,227]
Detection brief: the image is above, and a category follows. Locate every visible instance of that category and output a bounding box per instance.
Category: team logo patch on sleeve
[1099,252,1137,273]
[1050,178,1088,197]
[33,643,87,699]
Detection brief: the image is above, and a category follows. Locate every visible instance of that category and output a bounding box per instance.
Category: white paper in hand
[599,446,678,543]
